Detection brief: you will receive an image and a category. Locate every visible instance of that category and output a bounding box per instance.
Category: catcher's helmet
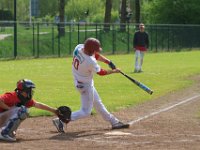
[16,79,35,91]
[84,38,102,55]
[16,79,35,101]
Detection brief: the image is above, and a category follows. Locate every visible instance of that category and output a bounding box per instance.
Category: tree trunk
[58,0,65,37]
[120,0,126,32]
[104,0,112,32]
[135,0,140,24]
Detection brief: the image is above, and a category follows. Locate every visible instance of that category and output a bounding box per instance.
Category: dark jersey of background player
[133,29,149,51]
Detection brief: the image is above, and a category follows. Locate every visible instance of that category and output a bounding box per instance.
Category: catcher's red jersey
[0,92,36,112]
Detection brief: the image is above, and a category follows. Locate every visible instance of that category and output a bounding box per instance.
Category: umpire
[133,23,149,73]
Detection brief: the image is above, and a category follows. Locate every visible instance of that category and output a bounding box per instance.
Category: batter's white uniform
[71,44,119,125]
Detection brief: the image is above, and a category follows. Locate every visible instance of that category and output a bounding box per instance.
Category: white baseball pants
[71,80,119,126]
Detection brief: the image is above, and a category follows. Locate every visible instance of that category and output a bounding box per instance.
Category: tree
[58,0,65,36]
[39,0,58,17]
[120,0,127,32]
[0,0,13,20]
[104,0,112,32]
[17,0,29,21]
[135,0,140,23]
[65,0,103,22]
[143,0,200,24]
[0,0,13,10]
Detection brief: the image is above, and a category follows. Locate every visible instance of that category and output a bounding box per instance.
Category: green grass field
[0,51,200,116]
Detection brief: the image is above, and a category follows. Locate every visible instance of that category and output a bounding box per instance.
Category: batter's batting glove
[108,61,116,70]
[56,106,71,124]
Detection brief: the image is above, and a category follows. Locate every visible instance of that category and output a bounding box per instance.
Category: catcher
[0,79,68,142]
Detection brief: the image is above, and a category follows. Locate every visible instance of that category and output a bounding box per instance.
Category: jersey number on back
[73,58,80,70]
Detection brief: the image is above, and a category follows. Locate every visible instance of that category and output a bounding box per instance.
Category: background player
[53,38,130,133]
[133,23,149,73]
[0,79,58,142]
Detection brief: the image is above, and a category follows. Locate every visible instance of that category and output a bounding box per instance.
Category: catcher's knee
[17,106,28,120]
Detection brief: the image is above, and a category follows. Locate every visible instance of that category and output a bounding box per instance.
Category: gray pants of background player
[135,50,145,72]
[71,80,119,126]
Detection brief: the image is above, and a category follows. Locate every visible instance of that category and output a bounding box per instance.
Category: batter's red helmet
[84,38,102,55]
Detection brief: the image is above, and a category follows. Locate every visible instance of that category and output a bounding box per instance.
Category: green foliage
[39,0,58,17]
[0,0,13,12]
[65,0,104,21]
[0,51,200,116]
[1,0,121,24]
[17,0,29,21]
[143,0,200,24]
[0,10,13,20]
[111,10,120,23]
[91,13,104,23]
[90,10,119,23]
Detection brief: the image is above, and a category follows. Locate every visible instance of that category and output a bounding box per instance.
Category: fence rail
[0,21,200,59]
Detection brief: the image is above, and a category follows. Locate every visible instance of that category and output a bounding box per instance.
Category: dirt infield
[1,75,200,150]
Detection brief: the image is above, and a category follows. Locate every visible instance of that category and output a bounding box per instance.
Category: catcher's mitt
[56,106,71,123]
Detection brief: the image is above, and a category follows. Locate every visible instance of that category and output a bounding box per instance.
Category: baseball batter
[53,38,129,132]
[0,79,58,142]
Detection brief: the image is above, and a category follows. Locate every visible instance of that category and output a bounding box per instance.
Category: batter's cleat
[0,132,16,142]
[112,122,130,130]
[52,118,65,133]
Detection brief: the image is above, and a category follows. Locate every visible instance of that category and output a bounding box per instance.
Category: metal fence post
[95,23,98,38]
[127,22,130,53]
[52,24,54,54]
[78,23,80,44]
[69,23,72,54]
[167,25,170,51]
[150,25,153,51]
[14,0,17,58]
[112,24,116,54]
[58,24,60,57]
[99,24,102,43]
[156,25,158,52]
[37,23,39,58]
[32,22,35,56]
[85,23,87,40]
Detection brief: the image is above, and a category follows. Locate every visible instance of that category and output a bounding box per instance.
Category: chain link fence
[0,21,200,59]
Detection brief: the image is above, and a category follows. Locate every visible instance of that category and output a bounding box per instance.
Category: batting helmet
[84,38,102,56]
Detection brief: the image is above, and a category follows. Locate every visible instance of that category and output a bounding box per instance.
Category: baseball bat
[120,71,153,95]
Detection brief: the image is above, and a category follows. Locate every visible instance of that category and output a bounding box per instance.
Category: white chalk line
[129,94,200,125]
[81,136,200,146]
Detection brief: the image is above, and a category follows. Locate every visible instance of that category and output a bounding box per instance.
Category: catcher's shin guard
[1,106,28,137]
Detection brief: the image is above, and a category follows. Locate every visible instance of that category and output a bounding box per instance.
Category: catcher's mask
[84,38,102,56]
[15,79,35,105]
